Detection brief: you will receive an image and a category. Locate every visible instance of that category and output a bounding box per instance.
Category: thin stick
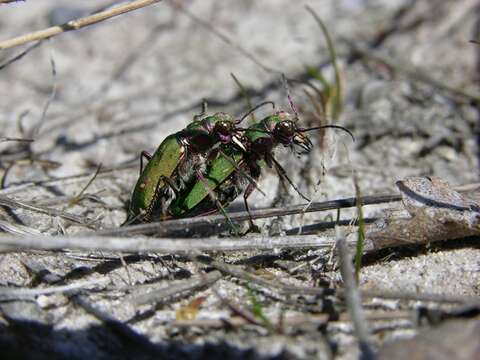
[0,137,34,143]
[0,278,110,301]
[68,163,102,206]
[0,234,340,253]
[0,0,24,4]
[95,193,401,237]
[357,289,480,305]
[0,0,165,50]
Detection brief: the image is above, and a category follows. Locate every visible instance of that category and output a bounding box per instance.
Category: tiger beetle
[126,101,274,224]
[167,110,354,231]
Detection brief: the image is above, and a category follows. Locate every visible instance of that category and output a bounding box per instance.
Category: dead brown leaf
[368,177,480,249]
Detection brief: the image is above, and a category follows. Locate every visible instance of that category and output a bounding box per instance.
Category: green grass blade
[353,174,365,284]
[246,284,274,331]
[306,65,331,98]
[306,6,343,120]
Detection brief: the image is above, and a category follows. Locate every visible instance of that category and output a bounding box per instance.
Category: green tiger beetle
[126,101,274,224]
[167,110,354,231]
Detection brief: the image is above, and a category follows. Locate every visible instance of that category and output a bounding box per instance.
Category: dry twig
[0,137,34,143]
[0,0,165,50]
[96,193,400,237]
[0,278,110,301]
[0,234,340,253]
[0,0,24,4]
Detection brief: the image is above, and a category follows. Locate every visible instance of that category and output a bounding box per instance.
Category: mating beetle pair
[127,102,353,229]
[127,107,245,223]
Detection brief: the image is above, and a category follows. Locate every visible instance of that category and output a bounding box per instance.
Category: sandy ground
[0,1,479,359]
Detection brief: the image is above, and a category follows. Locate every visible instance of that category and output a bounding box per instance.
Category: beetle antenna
[299,124,355,142]
[193,99,208,121]
[282,74,299,121]
[237,101,275,124]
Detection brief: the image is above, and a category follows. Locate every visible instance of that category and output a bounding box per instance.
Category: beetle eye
[275,121,294,137]
[215,121,232,135]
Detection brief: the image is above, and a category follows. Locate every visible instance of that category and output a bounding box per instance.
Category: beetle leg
[218,149,266,197]
[242,181,260,234]
[207,147,219,162]
[270,155,311,202]
[159,175,180,196]
[195,170,239,235]
[140,151,152,175]
[147,175,179,220]
[122,209,147,226]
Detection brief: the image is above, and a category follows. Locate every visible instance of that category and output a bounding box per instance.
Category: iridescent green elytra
[168,144,245,217]
[127,112,243,222]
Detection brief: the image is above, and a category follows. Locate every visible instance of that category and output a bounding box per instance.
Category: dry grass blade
[0,278,110,301]
[129,270,222,305]
[0,41,41,71]
[29,46,57,138]
[68,163,102,207]
[306,5,343,119]
[0,162,135,196]
[0,194,94,226]
[0,0,165,50]
[0,220,42,236]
